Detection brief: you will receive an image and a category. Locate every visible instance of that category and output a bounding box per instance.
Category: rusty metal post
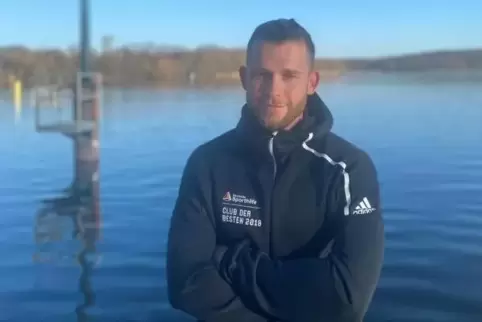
[73,0,100,192]
[74,74,100,191]
[33,0,101,265]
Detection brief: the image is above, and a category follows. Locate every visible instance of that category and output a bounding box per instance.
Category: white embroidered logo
[352,197,376,215]
[221,191,262,227]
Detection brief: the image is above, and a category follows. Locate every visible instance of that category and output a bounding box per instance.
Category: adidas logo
[352,197,376,215]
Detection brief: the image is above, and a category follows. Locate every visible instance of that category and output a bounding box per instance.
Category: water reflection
[33,158,101,321]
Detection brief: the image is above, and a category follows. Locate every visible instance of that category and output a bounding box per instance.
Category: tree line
[0,45,480,89]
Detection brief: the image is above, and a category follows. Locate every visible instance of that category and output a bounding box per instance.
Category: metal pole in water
[74,0,100,192]
[33,0,102,283]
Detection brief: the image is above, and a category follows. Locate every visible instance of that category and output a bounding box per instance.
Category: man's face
[239,40,320,131]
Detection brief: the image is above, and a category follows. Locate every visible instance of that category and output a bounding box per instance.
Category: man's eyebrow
[280,69,304,76]
[253,68,303,74]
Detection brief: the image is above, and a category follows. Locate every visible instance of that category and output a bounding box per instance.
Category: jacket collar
[235,92,333,161]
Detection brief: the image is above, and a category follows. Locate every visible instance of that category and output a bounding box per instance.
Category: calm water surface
[1,82,482,321]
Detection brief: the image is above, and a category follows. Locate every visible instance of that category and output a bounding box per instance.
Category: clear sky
[1,0,481,58]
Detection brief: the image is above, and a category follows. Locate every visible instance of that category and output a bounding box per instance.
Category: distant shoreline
[0,46,481,89]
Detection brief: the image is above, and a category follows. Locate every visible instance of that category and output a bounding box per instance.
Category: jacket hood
[235,92,333,159]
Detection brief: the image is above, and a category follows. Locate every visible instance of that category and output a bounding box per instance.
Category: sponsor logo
[223,191,257,206]
[221,191,262,227]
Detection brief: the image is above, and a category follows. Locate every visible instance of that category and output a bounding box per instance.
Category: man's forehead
[248,40,311,70]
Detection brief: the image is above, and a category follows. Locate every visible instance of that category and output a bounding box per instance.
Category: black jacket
[166,93,384,322]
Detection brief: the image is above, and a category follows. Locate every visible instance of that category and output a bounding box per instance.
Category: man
[166,18,384,322]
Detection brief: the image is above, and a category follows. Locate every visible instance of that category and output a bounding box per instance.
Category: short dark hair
[246,18,316,65]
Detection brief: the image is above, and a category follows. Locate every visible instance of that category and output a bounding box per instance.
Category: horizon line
[0,43,480,60]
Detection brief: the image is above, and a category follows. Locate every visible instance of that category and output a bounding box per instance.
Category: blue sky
[1,0,481,58]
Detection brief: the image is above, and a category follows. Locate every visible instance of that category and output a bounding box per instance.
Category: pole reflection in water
[33,156,101,321]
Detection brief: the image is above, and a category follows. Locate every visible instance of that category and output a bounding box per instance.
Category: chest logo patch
[221,191,262,228]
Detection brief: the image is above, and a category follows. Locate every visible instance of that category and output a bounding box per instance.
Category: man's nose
[262,74,283,98]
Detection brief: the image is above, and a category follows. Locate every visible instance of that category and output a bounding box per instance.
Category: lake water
[1,82,482,321]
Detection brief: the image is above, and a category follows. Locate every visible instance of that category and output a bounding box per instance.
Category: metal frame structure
[33,1,102,317]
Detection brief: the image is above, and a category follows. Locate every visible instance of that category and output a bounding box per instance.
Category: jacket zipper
[267,132,278,257]
[268,133,278,179]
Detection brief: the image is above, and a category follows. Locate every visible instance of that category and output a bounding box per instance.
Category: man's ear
[307,70,320,95]
[239,65,248,91]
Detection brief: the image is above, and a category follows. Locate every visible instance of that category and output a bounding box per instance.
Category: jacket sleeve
[221,150,384,322]
[166,148,267,322]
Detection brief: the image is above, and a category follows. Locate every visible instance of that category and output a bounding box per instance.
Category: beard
[248,95,307,131]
